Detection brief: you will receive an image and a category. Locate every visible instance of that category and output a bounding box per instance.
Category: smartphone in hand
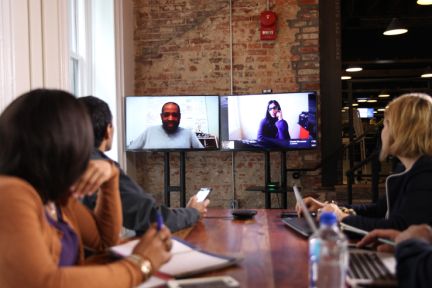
[196,188,212,202]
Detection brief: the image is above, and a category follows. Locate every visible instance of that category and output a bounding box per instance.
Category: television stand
[164,152,186,207]
[245,151,290,209]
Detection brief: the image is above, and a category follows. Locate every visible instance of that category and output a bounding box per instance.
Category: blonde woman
[297,93,432,232]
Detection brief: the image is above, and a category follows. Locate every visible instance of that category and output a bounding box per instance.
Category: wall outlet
[262,89,272,94]
[228,200,239,209]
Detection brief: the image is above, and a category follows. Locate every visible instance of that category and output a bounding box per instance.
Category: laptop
[283,184,398,287]
[281,184,319,236]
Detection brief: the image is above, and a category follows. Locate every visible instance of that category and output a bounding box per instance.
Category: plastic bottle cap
[319,212,337,225]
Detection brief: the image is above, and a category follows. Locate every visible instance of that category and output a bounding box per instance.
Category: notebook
[284,184,398,287]
[109,236,242,279]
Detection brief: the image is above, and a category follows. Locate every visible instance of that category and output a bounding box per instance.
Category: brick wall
[132,0,328,209]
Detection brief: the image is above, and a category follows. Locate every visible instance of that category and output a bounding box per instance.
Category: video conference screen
[220,92,318,151]
[125,95,220,152]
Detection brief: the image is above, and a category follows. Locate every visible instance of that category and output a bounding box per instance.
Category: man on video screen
[128,102,204,149]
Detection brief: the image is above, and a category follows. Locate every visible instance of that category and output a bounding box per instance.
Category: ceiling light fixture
[357,99,367,102]
[352,103,358,106]
[417,0,432,5]
[378,91,390,97]
[346,64,362,72]
[341,70,352,80]
[384,18,408,36]
[367,99,377,103]
[421,67,432,78]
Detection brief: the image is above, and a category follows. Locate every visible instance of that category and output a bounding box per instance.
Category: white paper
[134,276,166,288]
[109,238,232,277]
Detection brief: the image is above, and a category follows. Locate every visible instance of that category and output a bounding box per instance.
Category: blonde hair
[380,93,432,161]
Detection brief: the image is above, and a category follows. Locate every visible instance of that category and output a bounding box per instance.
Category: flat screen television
[125,95,220,152]
[220,92,318,151]
[357,108,374,118]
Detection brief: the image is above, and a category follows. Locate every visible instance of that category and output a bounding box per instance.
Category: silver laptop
[282,184,319,236]
[283,184,398,287]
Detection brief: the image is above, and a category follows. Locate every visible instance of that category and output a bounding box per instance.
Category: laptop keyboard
[348,251,397,281]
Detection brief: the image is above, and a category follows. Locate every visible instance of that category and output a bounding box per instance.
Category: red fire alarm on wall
[260,11,276,40]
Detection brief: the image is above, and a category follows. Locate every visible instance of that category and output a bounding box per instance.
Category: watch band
[126,254,152,280]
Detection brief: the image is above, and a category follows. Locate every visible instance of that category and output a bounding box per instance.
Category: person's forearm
[79,164,122,249]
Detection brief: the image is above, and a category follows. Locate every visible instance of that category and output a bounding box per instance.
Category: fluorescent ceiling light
[358,99,367,102]
[352,103,358,106]
[341,70,352,80]
[367,99,377,103]
[346,64,362,72]
[417,0,432,5]
[373,111,377,113]
[384,18,408,35]
[378,91,390,97]
[421,67,432,78]
[378,108,385,111]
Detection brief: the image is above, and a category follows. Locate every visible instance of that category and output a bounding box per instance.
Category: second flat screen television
[220,92,318,151]
[125,95,219,152]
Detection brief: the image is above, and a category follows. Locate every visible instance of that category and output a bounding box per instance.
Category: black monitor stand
[246,151,291,209]
[164,152,186,207]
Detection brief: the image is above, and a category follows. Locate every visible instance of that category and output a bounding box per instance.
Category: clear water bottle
[308,212,348,288]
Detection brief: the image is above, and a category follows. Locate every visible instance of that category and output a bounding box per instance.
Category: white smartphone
[167,276,240,288]
[196,187,212,202]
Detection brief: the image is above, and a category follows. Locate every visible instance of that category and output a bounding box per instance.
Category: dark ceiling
[340,0,432,113]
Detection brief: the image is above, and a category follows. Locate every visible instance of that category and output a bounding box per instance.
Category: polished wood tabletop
[172,208,310,288]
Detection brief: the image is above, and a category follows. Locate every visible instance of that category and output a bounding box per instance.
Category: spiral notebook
[109,236,242,279]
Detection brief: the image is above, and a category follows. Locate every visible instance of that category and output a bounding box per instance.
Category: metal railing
[286,119,383,204]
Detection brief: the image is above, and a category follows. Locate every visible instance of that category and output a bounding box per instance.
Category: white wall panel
[0,0,70,115]
[28,0,44,89]
[12,0,31,96]
[0,0,17,113]
[41,0,61,88]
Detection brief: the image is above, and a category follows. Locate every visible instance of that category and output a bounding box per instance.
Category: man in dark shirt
[79,96,210,235]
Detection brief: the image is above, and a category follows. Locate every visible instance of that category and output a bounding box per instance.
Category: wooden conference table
[169,208,309,288]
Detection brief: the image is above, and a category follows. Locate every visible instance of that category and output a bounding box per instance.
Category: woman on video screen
[257,100,290,140]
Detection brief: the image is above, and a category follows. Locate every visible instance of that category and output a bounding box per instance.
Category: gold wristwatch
[126,254,152,280]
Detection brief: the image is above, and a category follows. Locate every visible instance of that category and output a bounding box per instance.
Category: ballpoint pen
[157,206,163,231]
[340,223,395,246]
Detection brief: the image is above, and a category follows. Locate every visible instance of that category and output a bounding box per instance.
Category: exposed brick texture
[133,0,326,209]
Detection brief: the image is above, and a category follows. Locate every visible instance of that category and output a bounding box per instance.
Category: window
[69,0,91,97]
[68,0,118,161]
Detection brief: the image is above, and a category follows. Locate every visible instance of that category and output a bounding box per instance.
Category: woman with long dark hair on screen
[257,100,290,140]
[0,89,171,288]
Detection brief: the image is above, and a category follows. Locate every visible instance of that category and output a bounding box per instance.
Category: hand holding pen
[131,215,173,274]
[356,228,398,253]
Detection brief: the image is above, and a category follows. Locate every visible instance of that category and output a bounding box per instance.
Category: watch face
[141,260,152,275]
[128,255,152,278]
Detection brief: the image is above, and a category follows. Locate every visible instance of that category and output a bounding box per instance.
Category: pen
[157,206,163,231]
[340,223,395,246]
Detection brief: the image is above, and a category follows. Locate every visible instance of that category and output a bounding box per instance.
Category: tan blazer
[0,164,143,288]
